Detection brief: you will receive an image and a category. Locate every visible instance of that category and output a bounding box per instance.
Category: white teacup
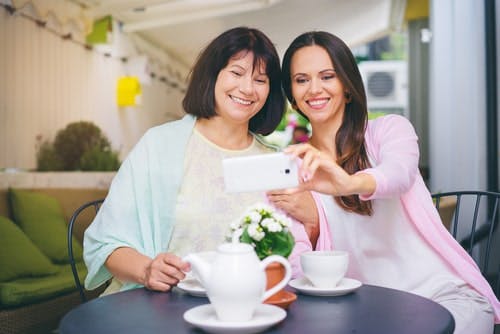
[300,250,348,288]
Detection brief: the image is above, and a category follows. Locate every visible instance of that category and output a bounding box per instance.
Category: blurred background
[0,0,498,194]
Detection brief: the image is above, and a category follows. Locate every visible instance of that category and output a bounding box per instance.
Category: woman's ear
[344,91,352,104]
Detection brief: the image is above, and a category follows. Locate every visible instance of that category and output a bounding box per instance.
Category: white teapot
[183,243,291,322]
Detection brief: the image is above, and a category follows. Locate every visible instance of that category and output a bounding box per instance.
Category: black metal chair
[432,190,500,298]
[68,198,105,303]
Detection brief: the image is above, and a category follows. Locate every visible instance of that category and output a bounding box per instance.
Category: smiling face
[214,51,270,126]
[290,45,348,127]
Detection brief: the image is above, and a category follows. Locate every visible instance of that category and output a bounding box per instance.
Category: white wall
[429,0,487,192]
[0,7,187,170]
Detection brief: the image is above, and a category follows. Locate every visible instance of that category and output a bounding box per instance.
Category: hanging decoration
[85,15,112,45]
[126,55,151,85]
[0,3,186,94]
[116,76,142,107]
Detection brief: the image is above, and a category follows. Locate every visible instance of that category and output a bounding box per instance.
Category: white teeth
[231,96,252,105]
[308,99,328,106]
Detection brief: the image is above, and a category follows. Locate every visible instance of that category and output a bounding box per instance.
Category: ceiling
[72,0,407,69]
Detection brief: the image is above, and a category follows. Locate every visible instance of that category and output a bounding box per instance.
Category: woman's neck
[309,120,340,158]
[195,117,252,150]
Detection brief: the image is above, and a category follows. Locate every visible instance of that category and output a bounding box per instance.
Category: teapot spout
[183,253,211,287]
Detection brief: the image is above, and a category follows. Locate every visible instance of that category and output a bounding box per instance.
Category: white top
[320,193,466,298]
[169,129,272,256]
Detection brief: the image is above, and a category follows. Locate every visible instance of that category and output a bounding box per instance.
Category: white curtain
[429,0,487,192]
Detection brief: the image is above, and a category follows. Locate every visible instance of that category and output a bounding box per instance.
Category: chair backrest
[432,190,500,298]
[68,199,104,303]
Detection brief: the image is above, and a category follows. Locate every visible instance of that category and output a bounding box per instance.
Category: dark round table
[59,285,455,333]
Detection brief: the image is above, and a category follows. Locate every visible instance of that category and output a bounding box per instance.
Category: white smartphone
[222,152,299,193]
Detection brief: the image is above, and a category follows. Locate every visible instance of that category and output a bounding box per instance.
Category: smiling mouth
[230,95,253,105]
[307,98,329,108]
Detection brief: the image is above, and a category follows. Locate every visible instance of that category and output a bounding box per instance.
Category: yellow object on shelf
[116,76,141,107]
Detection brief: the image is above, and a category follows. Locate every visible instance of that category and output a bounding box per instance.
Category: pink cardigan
[291,115,499,323]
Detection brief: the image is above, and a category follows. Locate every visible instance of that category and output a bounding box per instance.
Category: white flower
[248,210,261,224]
[254,203,273,213]
[266,221,283,233]
[260,218,274,228]
[248,223,265,241]
[230,220,242,230]
[274,213,292,227]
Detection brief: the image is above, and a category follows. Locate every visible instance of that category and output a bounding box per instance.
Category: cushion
[0,216,58,282]
[9,189,83,264]
[0,262,87,307]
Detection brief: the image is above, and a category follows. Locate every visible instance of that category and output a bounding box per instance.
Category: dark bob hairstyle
[182,26,285,135]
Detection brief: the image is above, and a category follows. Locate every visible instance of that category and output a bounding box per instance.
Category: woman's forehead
[228,50,268,74]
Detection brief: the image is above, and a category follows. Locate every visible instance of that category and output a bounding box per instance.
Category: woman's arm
[285,115,418,199]
[105,247,189,292]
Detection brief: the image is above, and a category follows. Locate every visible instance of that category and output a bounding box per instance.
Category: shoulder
[144,114,195,139]
[366,114,417,142]
[253,134,280,152]
[127,114,195,160]
[368,114,414,131]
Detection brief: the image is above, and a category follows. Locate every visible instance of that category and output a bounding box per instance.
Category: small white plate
[288,277,362,296]
[177,279,207,297]
[183,304,286,334]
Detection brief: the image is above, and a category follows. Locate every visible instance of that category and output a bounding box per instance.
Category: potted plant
[228,203,296,308]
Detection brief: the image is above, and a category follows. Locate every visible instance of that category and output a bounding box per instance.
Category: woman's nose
[309,78,322,94]
[239,76,254,95]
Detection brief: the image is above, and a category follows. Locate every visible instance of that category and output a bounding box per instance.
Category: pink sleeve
[312,191,333,251]
[288,191,333,278]
[358,115,420,201]
[288,221,311,278]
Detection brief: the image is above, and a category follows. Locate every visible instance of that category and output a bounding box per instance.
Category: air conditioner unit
[358,60,408,117]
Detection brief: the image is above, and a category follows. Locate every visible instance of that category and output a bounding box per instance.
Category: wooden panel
[0,10,186,170]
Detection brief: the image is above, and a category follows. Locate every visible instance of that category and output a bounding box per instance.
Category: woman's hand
[106,247,190,292]
[284,144,354,196]
[266,189,319,246]
[284,144,376,197]
[143,253,190,292]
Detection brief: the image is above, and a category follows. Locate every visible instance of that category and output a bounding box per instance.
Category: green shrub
[80,146,120,171]
[36,141,64,171]
[36,121,120,171]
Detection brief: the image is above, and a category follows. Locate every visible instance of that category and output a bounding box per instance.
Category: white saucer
[288,277,362,296]
[177,278,207,297]
[183,304,286,334]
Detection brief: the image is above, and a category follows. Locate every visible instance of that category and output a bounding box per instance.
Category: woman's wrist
[350,172,376,197]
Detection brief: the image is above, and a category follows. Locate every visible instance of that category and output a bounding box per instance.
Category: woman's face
[214,51,270,126]
[290,45,348,126]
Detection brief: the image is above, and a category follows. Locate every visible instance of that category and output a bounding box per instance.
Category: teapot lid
[218,243,253,253]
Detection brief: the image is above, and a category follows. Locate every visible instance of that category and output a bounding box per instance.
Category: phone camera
[285,169,290,174]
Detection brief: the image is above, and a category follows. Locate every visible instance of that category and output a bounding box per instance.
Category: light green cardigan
[83,115,276,291]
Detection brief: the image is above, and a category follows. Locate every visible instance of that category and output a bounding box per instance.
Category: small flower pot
[264,262,297,309]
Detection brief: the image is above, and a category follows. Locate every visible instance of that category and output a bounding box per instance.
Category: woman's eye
[231,71,243,76]
[322,74,335,80]
[294,78,308,84]
[255,78,268,84]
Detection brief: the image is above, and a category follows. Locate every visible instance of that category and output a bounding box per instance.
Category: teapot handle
[259,255,292,302]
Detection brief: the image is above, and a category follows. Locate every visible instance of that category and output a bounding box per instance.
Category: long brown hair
[282,31,372,215]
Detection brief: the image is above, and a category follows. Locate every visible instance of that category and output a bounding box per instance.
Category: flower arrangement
[229,203,295,260]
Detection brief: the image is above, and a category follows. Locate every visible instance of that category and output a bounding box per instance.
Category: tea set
[181,244,362,333]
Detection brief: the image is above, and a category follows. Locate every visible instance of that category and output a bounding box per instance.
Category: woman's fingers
[144,253,189,291]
